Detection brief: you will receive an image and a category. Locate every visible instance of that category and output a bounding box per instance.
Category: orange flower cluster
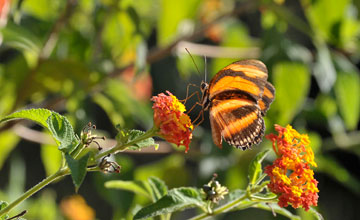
[151,91,193,152]
[265,124,319,211]
[60,195,95,220]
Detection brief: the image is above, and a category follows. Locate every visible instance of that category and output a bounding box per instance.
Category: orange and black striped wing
[208,60,268,102]
[259,82,275,115]
[209,98,265,150]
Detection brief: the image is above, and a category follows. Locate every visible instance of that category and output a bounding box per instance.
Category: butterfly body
[200,60,275,150]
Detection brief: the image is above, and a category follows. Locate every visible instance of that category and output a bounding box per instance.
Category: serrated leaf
[0,201,9,220]
[105,180,151,200]
[334,71,360,130]
[0,109,79,153]
[65,153,90,192]
[148,176,168,201]
[134,187,205,219]
[0,108,53,128]
[248,150,270,185]
[46,113,79,153]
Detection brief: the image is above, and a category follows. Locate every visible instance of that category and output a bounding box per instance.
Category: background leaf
[40,144,62,176]
[147,176,168,201]
[0,131,19,170]
[272,62,310,124]
[105,180,151,200]
[157,0,201,45]
[334,71,360,130]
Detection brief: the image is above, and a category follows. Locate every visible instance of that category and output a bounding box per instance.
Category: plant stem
[95,126,158,160]
[190,193,248,220]
[0,168,70,217]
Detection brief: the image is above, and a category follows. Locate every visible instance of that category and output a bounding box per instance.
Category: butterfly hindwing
[209,98,265,150]
[259,82,275,115]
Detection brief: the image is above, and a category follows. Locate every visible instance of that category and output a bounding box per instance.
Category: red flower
[265,124,319,211]
[151,91,193,152]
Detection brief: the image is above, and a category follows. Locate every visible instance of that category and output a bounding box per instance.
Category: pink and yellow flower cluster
[151,91,193,152]
[265,124,319,211]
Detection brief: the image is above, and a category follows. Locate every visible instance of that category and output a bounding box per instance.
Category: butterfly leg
[193,109,205,128]
[186,100,202,115]
[181,83,200,105]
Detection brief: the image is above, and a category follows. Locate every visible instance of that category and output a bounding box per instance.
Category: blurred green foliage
[1,0,360,219]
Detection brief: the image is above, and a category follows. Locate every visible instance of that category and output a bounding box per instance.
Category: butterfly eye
[200,82,208,91]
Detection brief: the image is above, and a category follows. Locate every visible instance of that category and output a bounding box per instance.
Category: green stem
[0,168,70,217]
[253,173,267,186]
[190,193,248,220]
[95,126,158,160]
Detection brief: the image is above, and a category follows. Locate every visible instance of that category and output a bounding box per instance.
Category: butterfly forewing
[208,60,268,102]
[206,59,272,150]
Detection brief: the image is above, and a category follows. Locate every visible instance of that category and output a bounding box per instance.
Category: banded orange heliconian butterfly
[198,60,275,150]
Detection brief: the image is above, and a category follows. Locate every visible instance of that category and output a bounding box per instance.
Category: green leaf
[334,71,360,130]
[0,108,53,128]
[313,43,336,93]
[134,187,205,219]
[41,144,62,176]
[308,207,324,220]
[46,113,79,153]
[148,176,168,201]
[116,128,157,151]
[65,153,91,192]
[0,131,19,170]
[272,62,310,124]
[248,150,270,185]
[105,180,151,200]
[22,0,63,20]
[0,109,79,153]
[0,22,41,67]
[0,201,9,220]
[158,0,201,45]
[94,80,152,128]
[252,202,301,220]
[304,0,349,43]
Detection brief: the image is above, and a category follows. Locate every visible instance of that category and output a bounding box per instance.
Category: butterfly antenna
[185,48,201,75]
[204,56,207,82]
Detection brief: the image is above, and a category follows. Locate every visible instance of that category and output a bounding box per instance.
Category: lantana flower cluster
[151,91,193,152]
[265,124,319,211]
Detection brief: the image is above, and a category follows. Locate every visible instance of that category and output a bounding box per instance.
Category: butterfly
[198,59,275,150]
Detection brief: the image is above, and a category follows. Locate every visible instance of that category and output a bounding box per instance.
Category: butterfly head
[200,81,210,111]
